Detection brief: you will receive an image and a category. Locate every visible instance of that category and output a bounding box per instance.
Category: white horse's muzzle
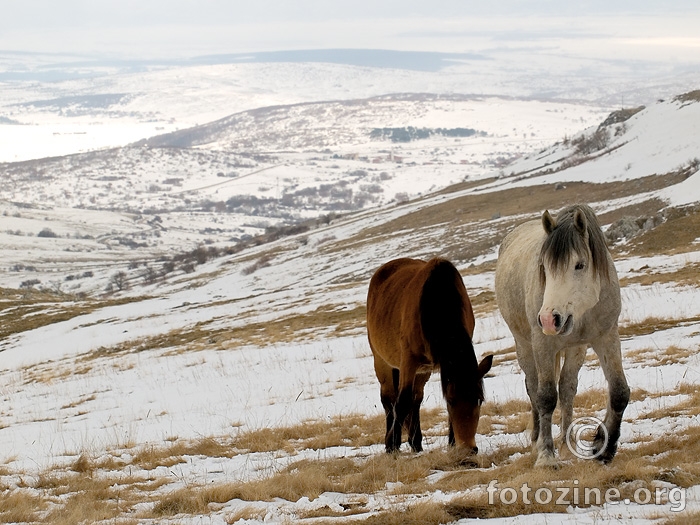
[538,310,574,336]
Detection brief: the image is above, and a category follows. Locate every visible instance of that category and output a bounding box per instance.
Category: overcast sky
[2,1,700,61]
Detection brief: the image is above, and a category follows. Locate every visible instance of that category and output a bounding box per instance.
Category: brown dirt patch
[334,173,687,266]
[619,205,700,257]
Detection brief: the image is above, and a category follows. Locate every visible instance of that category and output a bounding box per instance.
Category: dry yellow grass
[469,289,497,315]
[621,315,700,338]
[333,501,458,525]
[665,510,700,525]
[142,422,700,522]
[224,506,269,523]
[621,205,700,258]
[3,382,699,523]
[626,345,694,366]
[72,303,367,364]
[0,490,47,524]
[149,448,479,519]
[234,412,387,453]
[478,397,532,435]
[353,176,683,245]
[638,383,700,420]
[620,262,700,287]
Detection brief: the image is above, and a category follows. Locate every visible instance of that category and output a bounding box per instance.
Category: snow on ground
[1,242,698,522]
[0,155,699,522]
[0,59,699,522]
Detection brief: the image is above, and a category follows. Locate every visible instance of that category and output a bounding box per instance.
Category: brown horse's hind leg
[390,385,413,452]
[373,354,400,453]
[406,372,430,452]
[389,359,421,453]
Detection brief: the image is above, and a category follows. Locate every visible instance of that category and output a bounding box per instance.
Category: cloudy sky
[1,1,700,62]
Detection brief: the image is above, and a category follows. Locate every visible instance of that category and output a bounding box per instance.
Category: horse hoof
[558,443,575,460]
[534,453,560,469]
[594,445,617,464]
[457,456,479,468]
[592,435,617,463]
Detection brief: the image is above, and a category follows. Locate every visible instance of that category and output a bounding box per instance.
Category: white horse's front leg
[592,329,629,463]
[557,345,587,456]
[534,350,560,467]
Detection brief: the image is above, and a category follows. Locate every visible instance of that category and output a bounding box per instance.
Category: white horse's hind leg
[558,346,587,436]
[592,329,630,463]
[514,339,539,447]
[557,346,587,457]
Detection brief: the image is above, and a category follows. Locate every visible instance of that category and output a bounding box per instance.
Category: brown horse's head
[444,354,493,453]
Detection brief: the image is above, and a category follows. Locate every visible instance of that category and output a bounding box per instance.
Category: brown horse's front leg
[406,401,423,452]
[382,393,398,453]
[406,372,429,452]
[388,386,413,452]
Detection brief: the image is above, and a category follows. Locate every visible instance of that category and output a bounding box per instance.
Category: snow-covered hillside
[0,84,698,522]
[2,91,698,299]
[0,93,609,295]
[504,91,700,194]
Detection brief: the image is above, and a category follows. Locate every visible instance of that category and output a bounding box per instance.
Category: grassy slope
[1,162,699,520]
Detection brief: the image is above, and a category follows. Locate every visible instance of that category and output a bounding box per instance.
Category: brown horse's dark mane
[419,259,484,404]
[539,204,610,285]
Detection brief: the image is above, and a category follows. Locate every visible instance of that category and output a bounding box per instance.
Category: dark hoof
[594,444,617,464]
[453,446,479,468]
[593,427,617,463]
[457,456,479,468]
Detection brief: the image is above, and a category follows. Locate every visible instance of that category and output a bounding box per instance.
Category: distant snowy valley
[0,59,619,295]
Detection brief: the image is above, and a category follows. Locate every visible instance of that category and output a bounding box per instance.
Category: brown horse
[367,257,493,454]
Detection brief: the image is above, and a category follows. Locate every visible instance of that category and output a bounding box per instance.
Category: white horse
[495,204,629,466]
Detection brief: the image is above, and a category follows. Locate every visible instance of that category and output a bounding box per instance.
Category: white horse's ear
[573,207,587,233]
[542,210,556,234]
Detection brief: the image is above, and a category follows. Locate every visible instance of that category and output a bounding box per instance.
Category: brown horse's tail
[419,259,483,402]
